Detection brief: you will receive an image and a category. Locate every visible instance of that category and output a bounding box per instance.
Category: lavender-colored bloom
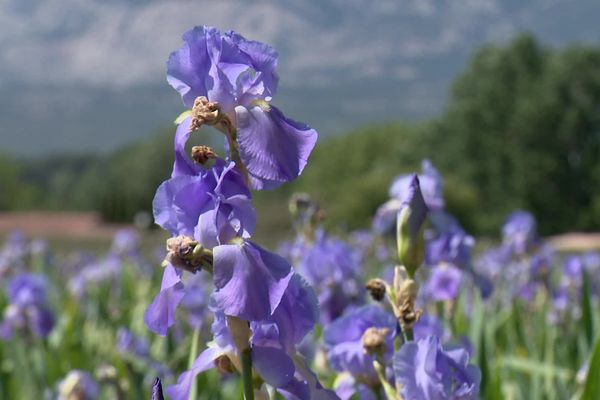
[564,256,583,284]
[117,327,150,359]
[374,160,443,234]
[153,159,255,248]
[57,370,99,400]
[390,160,445,211]
[529,245,554,281]
[167,26,317,190]
[111,228,141,260]
[212,240,293,321]
[502,211,537,255]
[324,305,396,381]
[1,274,55,339]
[68,255,122,299]
[297,231,364,323]
[424,265,462,302]
[426,214,474,270]
[413,314,446,341]
[394,335,480,400]
[168,274,326,400]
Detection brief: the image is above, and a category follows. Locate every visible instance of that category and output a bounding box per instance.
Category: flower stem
[188,326,200,400]
[241,348,255,400]
[373,358,398,400]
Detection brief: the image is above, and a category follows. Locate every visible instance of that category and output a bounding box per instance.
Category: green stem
[373,358,398,400]
[405,327,414,342]
[188,327,201,400]
[241,348,255,400]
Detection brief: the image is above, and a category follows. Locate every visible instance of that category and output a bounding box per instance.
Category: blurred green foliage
[433,35,600,234]
[2,34,600,236]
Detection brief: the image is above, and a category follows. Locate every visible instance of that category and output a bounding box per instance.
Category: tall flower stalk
[145,25,334,400]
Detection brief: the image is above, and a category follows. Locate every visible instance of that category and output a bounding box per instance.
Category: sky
[1,0,600,156]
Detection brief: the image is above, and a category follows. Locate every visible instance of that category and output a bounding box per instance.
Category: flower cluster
[0,273,55,339]
[145,25,335,399]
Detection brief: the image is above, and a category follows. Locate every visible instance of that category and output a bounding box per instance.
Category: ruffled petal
[235,105,317,190]
[167,26,218,108]
[166,346,226,400]
[212,241,293,321]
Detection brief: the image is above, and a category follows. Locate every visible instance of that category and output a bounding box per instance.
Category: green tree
[435,34,600,234]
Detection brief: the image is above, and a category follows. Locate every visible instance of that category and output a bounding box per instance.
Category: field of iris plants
[1,25,600,400]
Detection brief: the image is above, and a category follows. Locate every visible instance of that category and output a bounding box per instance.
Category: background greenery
[2,34,600,237]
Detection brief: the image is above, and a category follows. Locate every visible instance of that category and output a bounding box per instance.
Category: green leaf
[581,271,594,348]
[581,335,600,400]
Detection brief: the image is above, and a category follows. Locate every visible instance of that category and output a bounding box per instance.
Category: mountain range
[2,0,600,156]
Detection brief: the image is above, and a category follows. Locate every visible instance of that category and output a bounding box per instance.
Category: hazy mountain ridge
[1,0,599,155]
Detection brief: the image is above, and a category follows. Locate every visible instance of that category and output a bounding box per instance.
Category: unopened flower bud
[396,175,428,277]
[151,377,165,400]
[366,278,387,302]
[362,327,391,356]
[191,96,222,130]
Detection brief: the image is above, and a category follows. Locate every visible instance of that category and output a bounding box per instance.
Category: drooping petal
[252,274,319,352]
[235,105,317,190]
[144,265,185,336]
[212,241,293,321]
[166,347,226,400]
[172,117,203,178]
[252,346,295,388]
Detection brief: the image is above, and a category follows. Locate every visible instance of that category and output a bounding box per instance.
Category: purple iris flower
[529,245,554,282]
[394,335,481,400]
[502,210,537,255]
[323,305,396,382]
[153,158,255,248]
[413,314,447,341]
[110,228,141,260]
[296,230,365,323]
[68,254,122,299]
[424,265,463,302]
[167,274,332,400]
[167,26,317,190]
[390,160,445,211]
[426,212,493,299]
[147,161,293,334]
[117,327,150,359]
[564,256,583,285]
[0,273,55,339]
